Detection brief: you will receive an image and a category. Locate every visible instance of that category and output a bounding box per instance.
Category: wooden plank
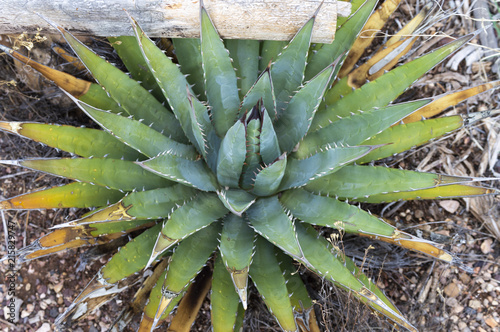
[0,0,351,43]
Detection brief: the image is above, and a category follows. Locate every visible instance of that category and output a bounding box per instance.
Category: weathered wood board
[0,0,351,43]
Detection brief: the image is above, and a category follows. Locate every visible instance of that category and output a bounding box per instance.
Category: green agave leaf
[100,223,163,284]
[123,184,198,219]
[164,222,220,293]
[277,251,320,331]
[1,158,172,191]
[311,34,473,130]
[240,117,262,190]
[246,196,303,261]
[252,154,287,197]
[239,68,276,120]
[226,39,260,98]
[0,121,142,160]
[219,214,255,308]
[280,188,395,236]
[358,184,498,203]
[0,182,123,210]
[260,109,281,164]
[272,11,315,115]
[304,165,474,199]
[139,153,218,192]
[140,263,183,331]
[217,120,247,188]
[70,98,199,160]
[111,258,169,330]
[249,236,297,332]
[129,17,210,156]
[148,192,228,266]
[152,222,221,327]
[200,5,240,136]
[279,145,374,190]
[88,219,155,237]
[172,38,206,98]
[357,115,464,163]
[167,268,213,332]
[55,25,187,143]
[212,255,244,331]
[304,0,378,81]
[275,63,335,153]
[259,40,287,72]
[217,189,256,216]
[55,184,198,228]
[296,99,430,158]
[281,189,455,262]
[294,223,417,332]
[340,252,403,319]
[108,35,166,103]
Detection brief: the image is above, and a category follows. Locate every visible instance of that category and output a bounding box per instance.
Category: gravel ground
[1,0,500,331]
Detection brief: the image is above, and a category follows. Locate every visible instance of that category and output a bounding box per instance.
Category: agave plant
[1,0,498,331]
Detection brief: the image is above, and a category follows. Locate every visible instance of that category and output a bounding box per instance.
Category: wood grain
[0,0,351,43]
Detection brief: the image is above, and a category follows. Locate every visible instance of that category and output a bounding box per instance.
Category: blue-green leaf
[201,6,240,136]
[217,120,246,188]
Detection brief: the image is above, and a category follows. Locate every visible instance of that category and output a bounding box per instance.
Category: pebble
[485,315,499,328]
[49,307,59,318]
[444,282,460,297]
[35,323,51,332]
[439,200,460,213]
[53,281,64,293]
[459,273,471,284]
[480,238,493,254]
[468,299,482,310]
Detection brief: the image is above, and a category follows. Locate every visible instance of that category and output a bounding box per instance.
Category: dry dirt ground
[1,0,500,331]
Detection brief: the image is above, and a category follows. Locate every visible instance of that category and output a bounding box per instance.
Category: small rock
[452,304,464,314]
[446,297,458,305]
[20,310,30,319]
[464,306,477,316]
[439,200,460,213]
[36,323,51,332]
[468,299,482,310]
[444,282,460,298]
[53,281,64,293]
[459,273,471,284]
[49,307,59,318]
[480,238,493,254]
[485,315,499,328]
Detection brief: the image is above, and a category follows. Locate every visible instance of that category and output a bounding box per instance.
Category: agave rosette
[1,0,498,331]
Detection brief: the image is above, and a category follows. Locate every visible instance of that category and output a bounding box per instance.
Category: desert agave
[1,0,499,331]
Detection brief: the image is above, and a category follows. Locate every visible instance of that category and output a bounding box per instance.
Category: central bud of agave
[218,100,284,196]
